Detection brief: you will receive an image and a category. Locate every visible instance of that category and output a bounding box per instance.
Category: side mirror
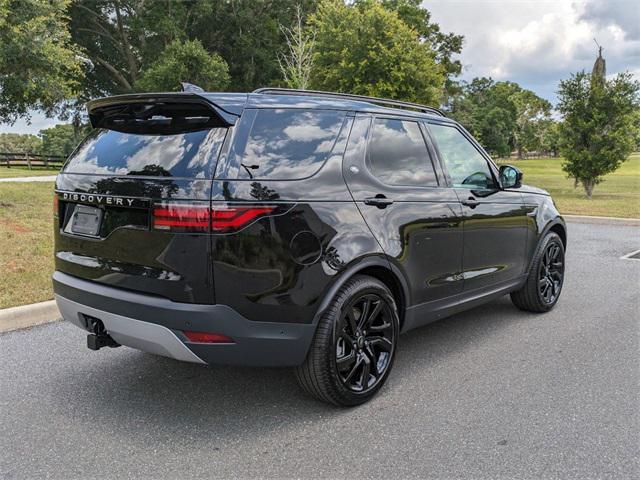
[499,165,523,189]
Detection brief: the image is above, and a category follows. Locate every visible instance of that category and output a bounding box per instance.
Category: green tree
[0,0,84,123]
[69,0,208,96]
[309,0,445,105]
[373,0,463,103]
[137,40,230,92]
[69,0,316,96]
[191,0,316,91]
[511,89,552,158]
[449,78,516,157]
[557,70,640,197]
[449,77,551,158]
[0,133,41,153]
[39,123,90,157]
[538,119,561,157]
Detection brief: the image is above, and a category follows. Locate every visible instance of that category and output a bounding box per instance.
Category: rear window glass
[224,109,346,180]
[63,128,227,178]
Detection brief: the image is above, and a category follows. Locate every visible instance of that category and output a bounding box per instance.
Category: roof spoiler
[87,93,239,134]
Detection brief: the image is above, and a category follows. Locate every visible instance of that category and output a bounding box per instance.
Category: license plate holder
[67,205,103,237]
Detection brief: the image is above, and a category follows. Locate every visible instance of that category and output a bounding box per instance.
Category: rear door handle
[364,195,394,209]
[461,197,479,208]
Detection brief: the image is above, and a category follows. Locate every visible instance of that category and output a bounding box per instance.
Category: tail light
[153,203,277,233]
[153,204,210,232]
[183,331,234,344]
[210,206,276,231]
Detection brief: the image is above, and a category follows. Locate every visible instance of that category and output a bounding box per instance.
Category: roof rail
[252,87,445,117]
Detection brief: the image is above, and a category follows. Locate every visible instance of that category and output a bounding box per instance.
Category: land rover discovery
[53,88,566,406]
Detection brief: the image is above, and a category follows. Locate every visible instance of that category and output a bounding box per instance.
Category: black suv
[53,88,566,406]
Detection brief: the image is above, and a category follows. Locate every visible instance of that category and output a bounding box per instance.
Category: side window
[428,123,496,189]
[227,108,345,180]
[367,118,438,187]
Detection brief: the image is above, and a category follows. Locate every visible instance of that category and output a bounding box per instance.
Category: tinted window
[367,118,438,187]
[428,124,495,189]
[229,109,346,180]
[64,128,227,178]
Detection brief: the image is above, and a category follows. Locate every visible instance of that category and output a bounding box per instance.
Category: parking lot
[1,220,638,479]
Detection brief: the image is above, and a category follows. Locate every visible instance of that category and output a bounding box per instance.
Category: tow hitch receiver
[87,333,120,350]
[83,315,120,351]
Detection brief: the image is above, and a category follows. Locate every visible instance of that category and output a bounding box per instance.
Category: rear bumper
[53,271,315,367]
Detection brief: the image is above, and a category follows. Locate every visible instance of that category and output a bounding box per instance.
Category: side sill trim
[402,275,527,332]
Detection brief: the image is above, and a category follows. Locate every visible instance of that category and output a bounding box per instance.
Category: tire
[511,232,565,313]
[295,275,400,406]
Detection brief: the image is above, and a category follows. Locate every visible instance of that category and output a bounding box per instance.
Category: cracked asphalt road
[1,220,638,479]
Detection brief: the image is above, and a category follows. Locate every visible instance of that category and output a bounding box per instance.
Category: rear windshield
[63,128,227,178]
[221,108,346,180]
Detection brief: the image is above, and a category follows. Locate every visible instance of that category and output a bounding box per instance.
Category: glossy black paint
[343,115,464,307]
[207,116,384,324]
[55,174,215,303]
[453,187,529,290]
[54,92,566,363]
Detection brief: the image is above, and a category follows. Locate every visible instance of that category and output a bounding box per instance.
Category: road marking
[620,248,640,261]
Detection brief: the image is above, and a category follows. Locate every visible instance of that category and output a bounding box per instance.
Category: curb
[563,214,640,226]
[0,300,60,333]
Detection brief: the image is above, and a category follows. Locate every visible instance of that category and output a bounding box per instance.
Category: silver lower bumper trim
[55,294,206,364]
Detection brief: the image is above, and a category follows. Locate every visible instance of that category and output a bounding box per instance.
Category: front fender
[523,193,567,273]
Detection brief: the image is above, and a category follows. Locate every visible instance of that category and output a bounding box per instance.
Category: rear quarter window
[220,108,346,180]
[63,128,227,178]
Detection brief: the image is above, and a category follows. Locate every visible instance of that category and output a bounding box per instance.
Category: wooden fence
[0,152,65,169]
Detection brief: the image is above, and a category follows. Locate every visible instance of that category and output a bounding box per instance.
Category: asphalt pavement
[1,220,638,479]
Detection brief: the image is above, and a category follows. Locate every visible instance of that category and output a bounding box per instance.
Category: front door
[343,114,464,309]
[426,122,528,291]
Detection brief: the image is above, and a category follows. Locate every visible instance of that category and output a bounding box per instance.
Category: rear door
[426,122,528,291]
[54,95,234,304]
[344,114,464,310]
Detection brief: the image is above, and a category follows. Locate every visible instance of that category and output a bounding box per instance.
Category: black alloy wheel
[538,241,564,305]
[295,275,400,406]
[335,293,395,393]
[511,231,565,313]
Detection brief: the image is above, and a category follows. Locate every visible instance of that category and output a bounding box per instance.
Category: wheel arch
[548,222,567,249]
[527,217,567,274]
[312,256,409,330]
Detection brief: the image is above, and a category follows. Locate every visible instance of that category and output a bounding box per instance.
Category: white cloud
[424,0,640,102]
[579,0,640,40]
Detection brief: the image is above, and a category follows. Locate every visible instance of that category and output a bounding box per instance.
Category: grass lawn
[0,166,59,178]
[497,153,640,218]
[0,182,55,309]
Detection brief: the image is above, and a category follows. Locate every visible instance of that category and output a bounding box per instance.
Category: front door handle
[461,197,479,208]
[364,195,394,209]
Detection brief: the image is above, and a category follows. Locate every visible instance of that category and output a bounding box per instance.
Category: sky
[1,0,639,135]
[425,0,640,99]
